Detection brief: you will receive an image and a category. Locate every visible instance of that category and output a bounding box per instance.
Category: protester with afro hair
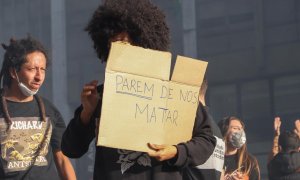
[61,0,216,180]
[85,0,170,62]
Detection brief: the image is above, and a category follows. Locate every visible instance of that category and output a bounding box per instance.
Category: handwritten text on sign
[114,74,199,126]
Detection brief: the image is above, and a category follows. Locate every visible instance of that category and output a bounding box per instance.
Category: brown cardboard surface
[97,42,208,152]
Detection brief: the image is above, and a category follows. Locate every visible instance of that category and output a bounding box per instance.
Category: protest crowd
[0,0,299,180]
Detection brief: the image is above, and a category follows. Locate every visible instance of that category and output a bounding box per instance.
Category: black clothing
[183,106,224,180]
[0,97,66,180]
[268,152,300,180]
[62,84,216,180]
[224,153,259,180]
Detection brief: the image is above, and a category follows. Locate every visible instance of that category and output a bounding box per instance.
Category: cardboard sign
[97,42,208,152]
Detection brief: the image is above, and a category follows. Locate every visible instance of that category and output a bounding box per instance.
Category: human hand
[147,143,177,161]
[274,117,281,136]
[232,172,246,180]
[80,80,99,124]
[225,171,246,180]
[294,119,300,138]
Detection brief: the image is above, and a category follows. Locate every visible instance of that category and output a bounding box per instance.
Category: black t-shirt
[0,96,66,180]
[224,153,259,180]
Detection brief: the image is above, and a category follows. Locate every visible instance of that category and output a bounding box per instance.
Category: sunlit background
[1,0,300,179]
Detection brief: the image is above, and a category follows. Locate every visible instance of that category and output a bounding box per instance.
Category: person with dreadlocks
[61,0,216,180]
[218,117,260,180]
[0,36,76,179]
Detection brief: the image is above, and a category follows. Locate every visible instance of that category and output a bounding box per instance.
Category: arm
[45,98,77,179]
[174,103,216,167]
[61,105,98,158]
[220,169,225,180]
[53,150,76,180]
[61,81,102,158]
[267,117,281,163]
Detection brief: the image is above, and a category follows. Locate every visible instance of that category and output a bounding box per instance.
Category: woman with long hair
[218,116,260,180]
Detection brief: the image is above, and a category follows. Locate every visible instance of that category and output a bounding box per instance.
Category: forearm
[61,106,96,158]
[57,159,76,180]
[267,134,279,163]
[54,150,77,180]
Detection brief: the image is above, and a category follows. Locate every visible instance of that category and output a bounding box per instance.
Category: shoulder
[37,96,57,110]
[35,95,62,117]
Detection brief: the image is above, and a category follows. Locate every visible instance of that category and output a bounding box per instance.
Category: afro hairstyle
[85,0,170,62]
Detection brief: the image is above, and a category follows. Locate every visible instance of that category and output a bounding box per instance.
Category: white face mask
[14,69,38,97]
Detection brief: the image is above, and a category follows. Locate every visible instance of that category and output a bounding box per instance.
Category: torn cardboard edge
[107,42,208,86]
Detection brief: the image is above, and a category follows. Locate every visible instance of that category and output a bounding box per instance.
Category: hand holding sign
[147,143,177,161]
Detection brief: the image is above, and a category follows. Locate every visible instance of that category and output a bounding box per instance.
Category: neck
[225,143,238,156]
[3,85,34,102]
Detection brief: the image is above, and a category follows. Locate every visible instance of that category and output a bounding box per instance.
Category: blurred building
[1,0,300,179]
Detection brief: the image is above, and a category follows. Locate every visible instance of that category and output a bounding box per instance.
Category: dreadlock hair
[0,36,49,88]
[0,36,49,130]
[218,116,260,179]
[85,0,170,62]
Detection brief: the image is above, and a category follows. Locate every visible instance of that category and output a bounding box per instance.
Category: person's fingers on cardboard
[148,143,165,150]
[147,150,160,158]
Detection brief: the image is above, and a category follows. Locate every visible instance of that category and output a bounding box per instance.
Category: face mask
[14,69,38,97]
[229,130,246,149]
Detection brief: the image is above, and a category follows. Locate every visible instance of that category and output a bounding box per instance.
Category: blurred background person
[267,119,300,180]
[218,116,260,180]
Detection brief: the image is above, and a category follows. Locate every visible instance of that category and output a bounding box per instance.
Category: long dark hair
[218,116,260,178]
